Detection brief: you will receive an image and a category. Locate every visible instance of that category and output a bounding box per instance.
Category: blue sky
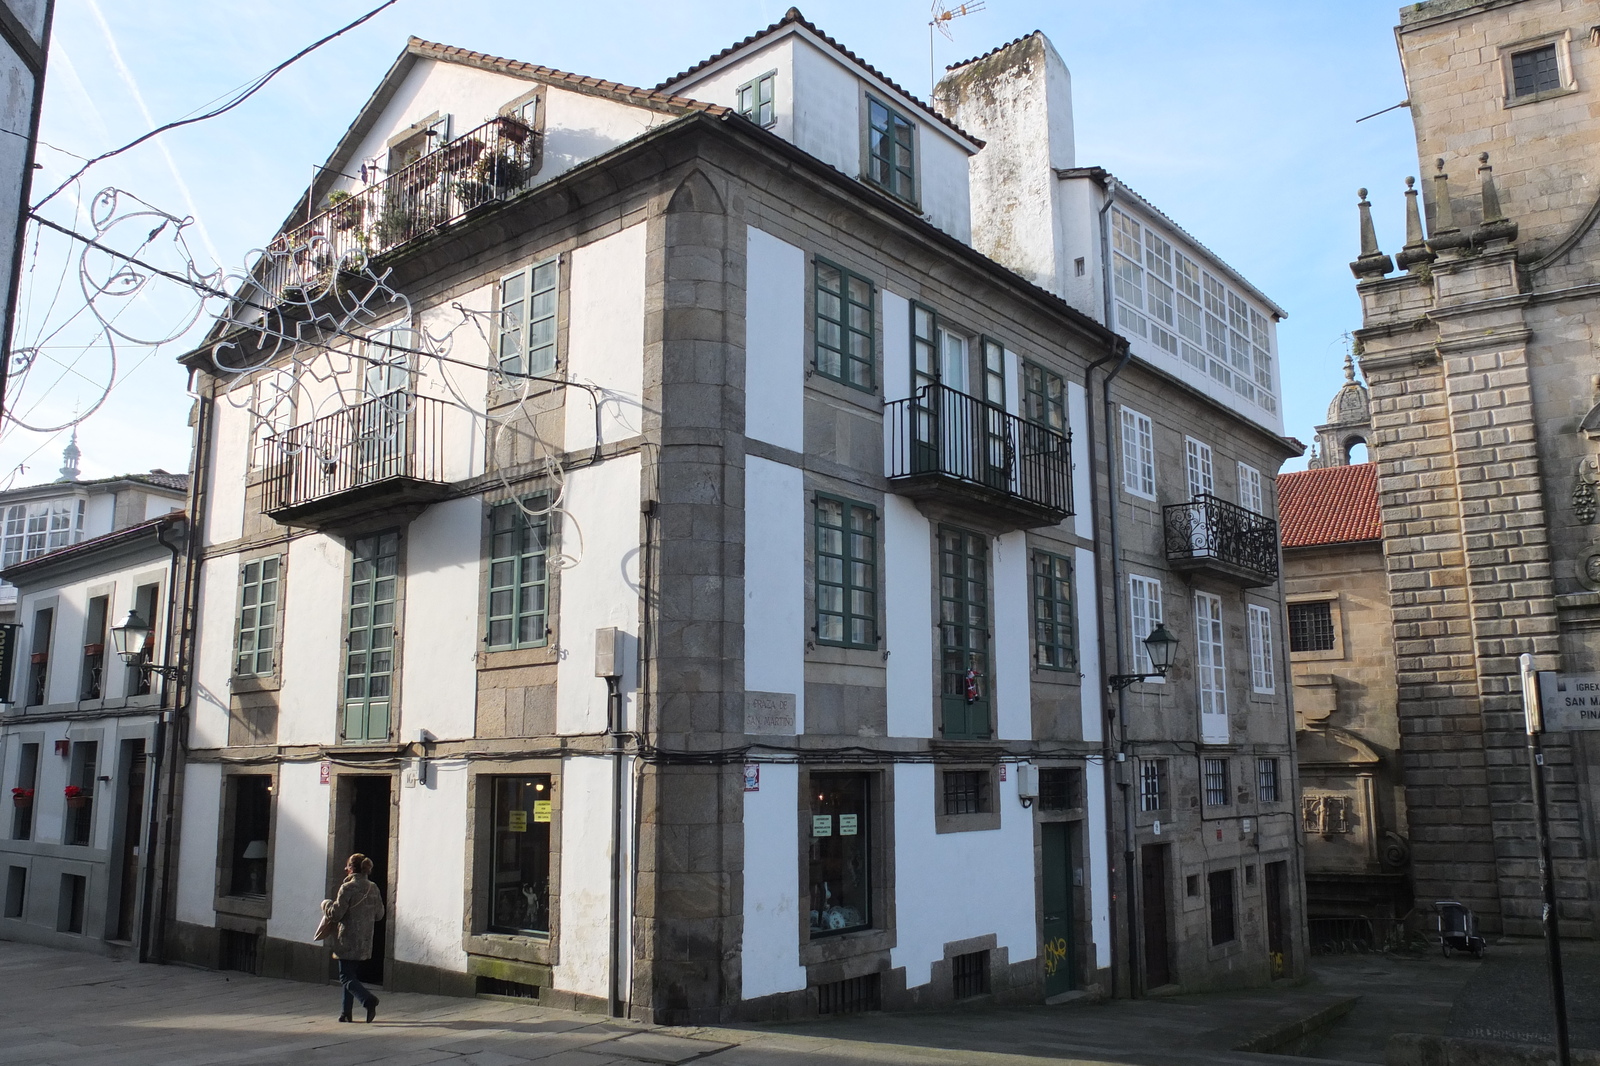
[3,0,1419,484]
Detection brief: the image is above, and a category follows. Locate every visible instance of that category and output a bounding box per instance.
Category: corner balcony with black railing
[884,384,1073,529]
[261,394,450,528]
[1163,493,1279,587]
[263,115,540,304]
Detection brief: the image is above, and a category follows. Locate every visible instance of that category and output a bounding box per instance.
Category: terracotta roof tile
[1278,464,1382,548]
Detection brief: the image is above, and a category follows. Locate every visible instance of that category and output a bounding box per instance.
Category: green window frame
[1022,359,1066,433]
[487,498,551,650]
[1032,551,1076,671]
[343,531,400,743]
[814,259,875,391]
[814,494,877,648]
[497,257,558,378]
[236,556,281,677]
[938,526,991,740]
[737,71,776,127]
[866,96,915,204]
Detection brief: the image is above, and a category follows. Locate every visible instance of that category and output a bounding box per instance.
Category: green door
[1041,822,1077,996]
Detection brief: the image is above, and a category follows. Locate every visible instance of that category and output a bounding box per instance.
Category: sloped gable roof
[1278,463,1382,548]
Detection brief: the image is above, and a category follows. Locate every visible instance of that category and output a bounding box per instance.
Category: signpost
[1522,655,1572,1066]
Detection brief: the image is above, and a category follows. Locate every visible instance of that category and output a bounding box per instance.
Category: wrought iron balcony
[884,383,1073,528]
[1164,493,1279,587]
[261,393,450,527]
[263,115,540,303]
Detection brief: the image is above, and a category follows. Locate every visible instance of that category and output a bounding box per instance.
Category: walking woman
[324,853,385,1022]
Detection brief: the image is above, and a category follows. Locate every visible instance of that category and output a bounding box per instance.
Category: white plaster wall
[740,762,806,998]
[917,129,974,243]
[1002,349,1022,418]
[744,457,804,731]
[565,223,647,455]
[143,494,183,521]
[1084,758,1111,969]
[277,534,347,746]
[881,291,910,404]
[992,531,1031,741]
[540,87,674,184]
[265,760,331,945]
[890,763,1037,988]
[554,754,614,998]
[555,454,641,734]
[417,291,488,483]
[1075,544,1109,968]
[884,495,932,738]
[83,494,115,537]
[399,497,480,743]
[1068,382,1093,541]
[392,758,469,972]
[667,41,796,144]
[1074,546,1102,745]
[745,228,805,452]
[175,761,222,927]
[189,557,236,749]
[1055,175,1104,321]
[205,399,250,547]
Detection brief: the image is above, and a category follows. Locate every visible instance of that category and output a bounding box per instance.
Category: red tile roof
[1278,464,1382,548]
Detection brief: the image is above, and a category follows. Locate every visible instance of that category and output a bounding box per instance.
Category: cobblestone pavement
[0,939,1483,1066]
[1445,937,1600,1050]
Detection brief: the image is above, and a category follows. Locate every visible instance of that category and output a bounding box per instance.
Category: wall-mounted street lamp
[1107,623,1180,692]
[110,609,185,683]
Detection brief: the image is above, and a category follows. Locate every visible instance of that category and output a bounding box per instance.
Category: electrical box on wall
[1015,762,1038,805]
[594,626,623,679]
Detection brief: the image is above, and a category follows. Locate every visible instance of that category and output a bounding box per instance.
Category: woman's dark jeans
[337,958,375,1016]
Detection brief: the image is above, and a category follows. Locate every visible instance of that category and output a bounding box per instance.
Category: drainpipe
[1095,174,1143,999]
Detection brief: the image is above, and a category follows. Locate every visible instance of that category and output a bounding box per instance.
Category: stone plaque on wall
[744,690,796,735]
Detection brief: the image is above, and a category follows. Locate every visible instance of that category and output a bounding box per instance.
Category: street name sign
[1537,672,1600,730]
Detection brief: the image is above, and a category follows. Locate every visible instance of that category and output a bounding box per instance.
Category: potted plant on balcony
[474,147,527,194]
[494,115,531,144]
[326,190,364,233]
[372,200,415,248]
[441,135,485,173]
[10,787,31,808]
[63,785,88,810]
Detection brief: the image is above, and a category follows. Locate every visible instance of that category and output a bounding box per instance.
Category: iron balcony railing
[1163,492,1279,585]
[263,115,540,301]
[884,383,1073,520]
[262,393,447,515]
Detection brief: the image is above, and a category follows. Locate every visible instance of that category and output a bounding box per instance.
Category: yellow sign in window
[533,800,552,823]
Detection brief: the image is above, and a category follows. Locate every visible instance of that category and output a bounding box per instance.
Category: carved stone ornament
[1579,542,1600,592]
[1301,793,1353,835]
[1575,457,1600,524]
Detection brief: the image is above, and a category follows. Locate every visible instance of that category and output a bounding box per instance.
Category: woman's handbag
[313,901,335,941]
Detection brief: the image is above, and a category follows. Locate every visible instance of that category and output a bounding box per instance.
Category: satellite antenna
[929,1,986,95]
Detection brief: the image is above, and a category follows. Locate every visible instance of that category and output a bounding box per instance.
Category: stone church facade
[1351,0,1600,936]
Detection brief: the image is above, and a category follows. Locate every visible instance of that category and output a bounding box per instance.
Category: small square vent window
[1511,44,1561,98]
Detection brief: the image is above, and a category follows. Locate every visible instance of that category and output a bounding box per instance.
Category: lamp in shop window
[241,839,269,896]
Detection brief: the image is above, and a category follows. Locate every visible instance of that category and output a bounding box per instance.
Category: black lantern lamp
[110,609,184,682]
[1108,623,1180,692]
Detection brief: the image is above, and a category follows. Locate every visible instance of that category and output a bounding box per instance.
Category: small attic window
[737,72,776,128]
[387,113,451,173]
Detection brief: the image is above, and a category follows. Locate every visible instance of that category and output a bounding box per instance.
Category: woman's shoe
[365,997,379,1023]
[337,1012,351,1023]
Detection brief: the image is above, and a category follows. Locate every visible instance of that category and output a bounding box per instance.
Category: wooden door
[1140,843,1172,988]
[115,741,146,941]
[1041,822,1077,996]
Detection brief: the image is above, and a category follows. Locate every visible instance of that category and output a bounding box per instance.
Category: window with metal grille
[1032,552,1076,671]
[1511,44,1561,98]
[1288,601,1335,652]
[220,929,260,974]
[487,499,550,650]
[1203,757,1230,807]
[1140,759,1169,812]
[951,950,990,999]
[1208,869,1236,945]
[236,557,280,676]
[343,531,400,742]
[939,527,990,740]
[815,496,877,648]
[736,71,776,127]
[942,770,990,815]
[477,975,540,999]
[866,96,915,203]
[1039,767,1079,811]
[814,259,875,390]
[817,972,881,1014]
[1257,758,1280,803]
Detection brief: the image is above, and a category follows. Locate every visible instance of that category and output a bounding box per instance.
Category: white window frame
[1195,591,1228,743]
[1248,603,1274,695]
[1238,462,1264,515]
[2,499,83,568]
[1128,574,1164,682]
[1120,407,1156,500]
[496,257,559,379]
[1184,437,1214,499]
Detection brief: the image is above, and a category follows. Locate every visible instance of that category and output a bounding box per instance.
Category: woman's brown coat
[324,873,385,961]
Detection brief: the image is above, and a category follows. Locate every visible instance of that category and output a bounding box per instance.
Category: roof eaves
[655,9,984,150]
[0,512,186,582]
[1055,168,1288,319]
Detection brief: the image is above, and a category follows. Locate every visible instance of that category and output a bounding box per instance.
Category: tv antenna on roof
[929,1,986,95]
